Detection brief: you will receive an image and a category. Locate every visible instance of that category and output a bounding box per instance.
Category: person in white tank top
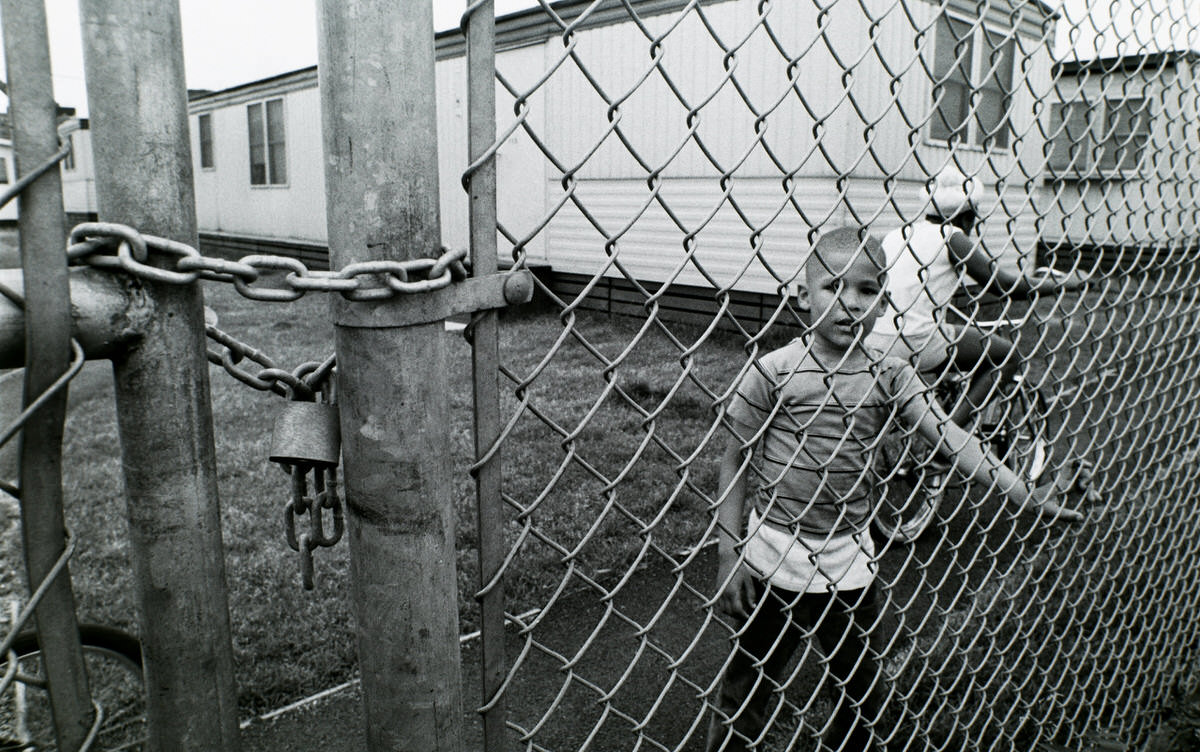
[865,167,1088,426]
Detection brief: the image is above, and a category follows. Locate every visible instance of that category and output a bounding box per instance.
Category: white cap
[923,167,982,219]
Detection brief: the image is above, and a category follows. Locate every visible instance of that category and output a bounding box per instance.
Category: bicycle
[2,619,146,751]
[872,302,1054,543]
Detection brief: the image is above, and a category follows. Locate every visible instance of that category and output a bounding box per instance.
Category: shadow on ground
[238,527,990,752]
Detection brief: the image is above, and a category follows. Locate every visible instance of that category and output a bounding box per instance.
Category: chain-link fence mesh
[456,0,1200,749]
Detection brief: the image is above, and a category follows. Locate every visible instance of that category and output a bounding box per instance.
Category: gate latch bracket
[331,269,534,328]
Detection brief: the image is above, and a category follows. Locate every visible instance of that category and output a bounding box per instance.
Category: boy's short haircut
[808,225,886,279]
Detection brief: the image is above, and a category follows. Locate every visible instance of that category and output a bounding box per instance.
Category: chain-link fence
[4,0,1200,750]
[453,0,1200,750]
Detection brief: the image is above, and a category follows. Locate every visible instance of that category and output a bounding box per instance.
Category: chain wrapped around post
[67,221,471,299]
[64,220,530,594]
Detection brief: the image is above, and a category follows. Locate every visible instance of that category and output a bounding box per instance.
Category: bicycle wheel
[983,377,1051,485]
[873,427,946,543]
[1,624,145,751]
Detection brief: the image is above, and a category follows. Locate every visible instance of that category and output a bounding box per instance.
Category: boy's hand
[715,553,756,621]
[1030,460,1100,524]
[1029,485,1085,523]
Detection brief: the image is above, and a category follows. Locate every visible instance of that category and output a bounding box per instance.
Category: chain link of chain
[68,222,470,301]
[204,320,345,589]
[282,463,344,590]
[204,324,335,401]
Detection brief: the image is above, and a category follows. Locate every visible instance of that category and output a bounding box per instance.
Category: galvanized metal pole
[78,1,241,749]
[316,1,464,749]
[1,1,92,748]
[464,2,509,749]
[0,269,151,370]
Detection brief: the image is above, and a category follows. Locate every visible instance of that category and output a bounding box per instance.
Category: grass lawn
[4,265,1195,749]
[4,276,770,716]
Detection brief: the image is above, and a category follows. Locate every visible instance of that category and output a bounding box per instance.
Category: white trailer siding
[0,119,96,224]
[438,44,552,266]
[1042,54,1200,253]
[437,55,470,255]
[540,0,1056,293]
[184,0,1055,292]
[58,121,97,220]
[192,72,327,244]
[189,45,554,265]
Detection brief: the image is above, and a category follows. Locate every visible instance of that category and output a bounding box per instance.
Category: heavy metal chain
[63,222,380,589]
[205,324,336,401]
[67,221,470,301]
[204,315,342,589]
[282,462,344,591]
[269,374,344,590]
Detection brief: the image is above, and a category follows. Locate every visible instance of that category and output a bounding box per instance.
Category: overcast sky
[4,0,1199,117]
[21,0,537,115]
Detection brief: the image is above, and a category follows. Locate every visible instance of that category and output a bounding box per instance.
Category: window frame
[1047,100,1093,173]
[1099,97,1150,172]
[197,112,215,170]
[928,11,1018,151]
[0,156,8,185]
[1046,96,1152,178]
[247,98,288,187]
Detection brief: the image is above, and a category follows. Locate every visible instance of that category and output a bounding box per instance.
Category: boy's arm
[947,230,1088,297]
[714,437,757,620]
[902,396,1085,523]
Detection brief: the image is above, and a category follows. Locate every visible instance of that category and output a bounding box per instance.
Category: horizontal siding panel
[182,0,1065,288]
[536,0,1054,188]
[545,0,839,181]
[546,174,1042,294]
[545,177,818,294]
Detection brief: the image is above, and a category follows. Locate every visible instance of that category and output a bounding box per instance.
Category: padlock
[269,400,341,467]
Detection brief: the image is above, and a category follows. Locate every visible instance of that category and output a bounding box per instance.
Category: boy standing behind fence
[707,226,1085,751]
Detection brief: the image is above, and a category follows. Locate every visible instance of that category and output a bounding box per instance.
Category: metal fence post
[463,2,508,749]
[316,1,465,749]
[77,1,241,749]
[1,1,92,748]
